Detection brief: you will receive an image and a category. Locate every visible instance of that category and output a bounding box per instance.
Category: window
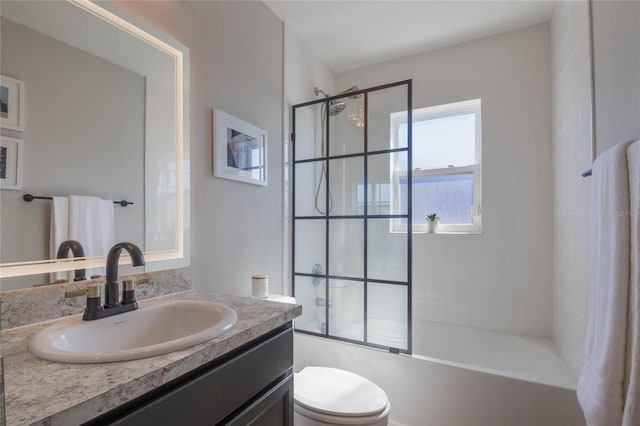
[392,99,481,233]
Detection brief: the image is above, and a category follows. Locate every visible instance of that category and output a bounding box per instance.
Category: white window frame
[390,99,482,234]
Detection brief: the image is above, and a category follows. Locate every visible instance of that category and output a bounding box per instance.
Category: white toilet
[293,366,391,425]
[264,295,391,424]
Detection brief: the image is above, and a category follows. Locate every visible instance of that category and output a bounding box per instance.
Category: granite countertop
[1,291,301,426]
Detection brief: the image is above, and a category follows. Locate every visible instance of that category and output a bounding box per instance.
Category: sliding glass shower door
[292,80,412,353]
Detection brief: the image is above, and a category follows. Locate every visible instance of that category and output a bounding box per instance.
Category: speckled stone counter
[1,291,301,426]
[1,268,192,329]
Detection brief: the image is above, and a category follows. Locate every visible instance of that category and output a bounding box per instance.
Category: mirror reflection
[0,1,184,290]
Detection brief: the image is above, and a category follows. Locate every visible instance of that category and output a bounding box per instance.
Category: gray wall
[0,17,144,289]
[113,1,284,296]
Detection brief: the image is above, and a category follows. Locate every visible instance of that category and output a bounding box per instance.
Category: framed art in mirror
[0,74,25,131]
[0,136,23,190]
[213,109,268,186]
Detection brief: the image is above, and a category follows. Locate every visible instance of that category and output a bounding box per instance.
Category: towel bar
[22,194,133,206]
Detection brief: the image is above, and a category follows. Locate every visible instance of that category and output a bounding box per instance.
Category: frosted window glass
[400,174,474,225]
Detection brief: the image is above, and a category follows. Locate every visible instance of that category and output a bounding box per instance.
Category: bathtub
[412,319,577,389]
[294,319,585,425]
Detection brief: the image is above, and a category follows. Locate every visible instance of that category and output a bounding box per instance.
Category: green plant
[425,213,439,222]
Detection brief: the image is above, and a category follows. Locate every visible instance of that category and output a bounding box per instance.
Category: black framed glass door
[292,80,412,353]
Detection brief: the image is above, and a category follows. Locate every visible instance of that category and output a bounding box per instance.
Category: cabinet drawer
[98,325,293,426]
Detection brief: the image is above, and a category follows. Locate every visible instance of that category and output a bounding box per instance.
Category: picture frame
[0,74,25,131]
[213,109,268,186]
[0,136,23,190]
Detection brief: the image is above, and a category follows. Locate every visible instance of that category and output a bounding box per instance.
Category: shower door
[292,80,412,353]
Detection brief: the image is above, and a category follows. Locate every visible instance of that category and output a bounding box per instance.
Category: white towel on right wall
[578,139,635,426]
[623,140,640,426]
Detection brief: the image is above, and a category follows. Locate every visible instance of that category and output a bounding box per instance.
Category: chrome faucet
[56,239,86,281]
[81,242,145,321]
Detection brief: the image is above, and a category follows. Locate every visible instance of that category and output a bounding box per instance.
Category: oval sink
[29,300,237,363]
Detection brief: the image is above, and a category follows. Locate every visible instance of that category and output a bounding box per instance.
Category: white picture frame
[213,109,268,186]
[0,136,23,190]
[0,74,25,131]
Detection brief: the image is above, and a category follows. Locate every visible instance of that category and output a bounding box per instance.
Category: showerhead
[328,100,346,116]
[314,85,357,116]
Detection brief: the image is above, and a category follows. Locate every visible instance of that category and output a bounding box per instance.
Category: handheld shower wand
[312,85,360,214]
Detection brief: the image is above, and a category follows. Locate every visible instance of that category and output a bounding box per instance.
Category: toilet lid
[294,367,389,417]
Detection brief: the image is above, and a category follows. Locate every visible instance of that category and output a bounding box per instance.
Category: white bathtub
[294,319,585,425]
[412,319,577,389]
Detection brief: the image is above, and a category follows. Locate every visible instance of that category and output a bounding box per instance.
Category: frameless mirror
[0,0,190,290]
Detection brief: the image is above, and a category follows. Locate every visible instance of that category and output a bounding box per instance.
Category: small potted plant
[425,213,440,233]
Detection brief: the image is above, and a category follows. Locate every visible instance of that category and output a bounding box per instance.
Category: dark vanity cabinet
[87,324,294,426]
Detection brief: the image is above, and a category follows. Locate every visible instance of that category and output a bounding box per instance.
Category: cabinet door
[225,374,293,426]
[96,326,293,426]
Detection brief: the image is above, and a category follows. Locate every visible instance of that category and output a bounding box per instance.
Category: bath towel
[68,195,114,277]
[578,139,635,425]
[623,140,640,426]
[50,196,70,282]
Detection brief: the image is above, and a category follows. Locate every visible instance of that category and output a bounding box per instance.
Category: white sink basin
[29,300,237,363]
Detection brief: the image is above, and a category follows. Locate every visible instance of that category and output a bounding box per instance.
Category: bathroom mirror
[0,0,190,289]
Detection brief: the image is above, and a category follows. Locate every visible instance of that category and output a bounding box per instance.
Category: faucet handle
[64,288,87,298]
[122,279,137,305]
[123,279,135,292]
[65,285,100,299]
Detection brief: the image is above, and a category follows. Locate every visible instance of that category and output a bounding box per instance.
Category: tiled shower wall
[550,0,593,377]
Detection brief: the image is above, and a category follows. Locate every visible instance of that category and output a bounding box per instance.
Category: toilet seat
[294,401,391,425]
[294,367,390,424]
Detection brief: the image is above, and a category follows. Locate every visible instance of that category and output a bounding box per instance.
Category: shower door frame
[291,79,413,354]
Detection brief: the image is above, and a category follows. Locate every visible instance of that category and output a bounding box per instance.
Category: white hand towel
[50,196,70,282]
[68,195,114,277]
[623,140,640,426]
[578,139,635,426]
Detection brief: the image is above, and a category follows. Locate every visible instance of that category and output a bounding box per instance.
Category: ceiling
[264,0,557,74]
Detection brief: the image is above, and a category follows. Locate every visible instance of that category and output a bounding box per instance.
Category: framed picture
[0,136,23,190]
[213,109,268,186]
[0,75,25,131]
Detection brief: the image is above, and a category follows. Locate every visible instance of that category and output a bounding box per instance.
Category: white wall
[338,24,554,338]
[283,25,336,293]
[113,1,285,297]
[550,0,593,380]
[551,0,640,378]
[592,0,640,151]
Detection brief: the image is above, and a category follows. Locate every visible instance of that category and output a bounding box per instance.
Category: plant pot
[425,220,439,233]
